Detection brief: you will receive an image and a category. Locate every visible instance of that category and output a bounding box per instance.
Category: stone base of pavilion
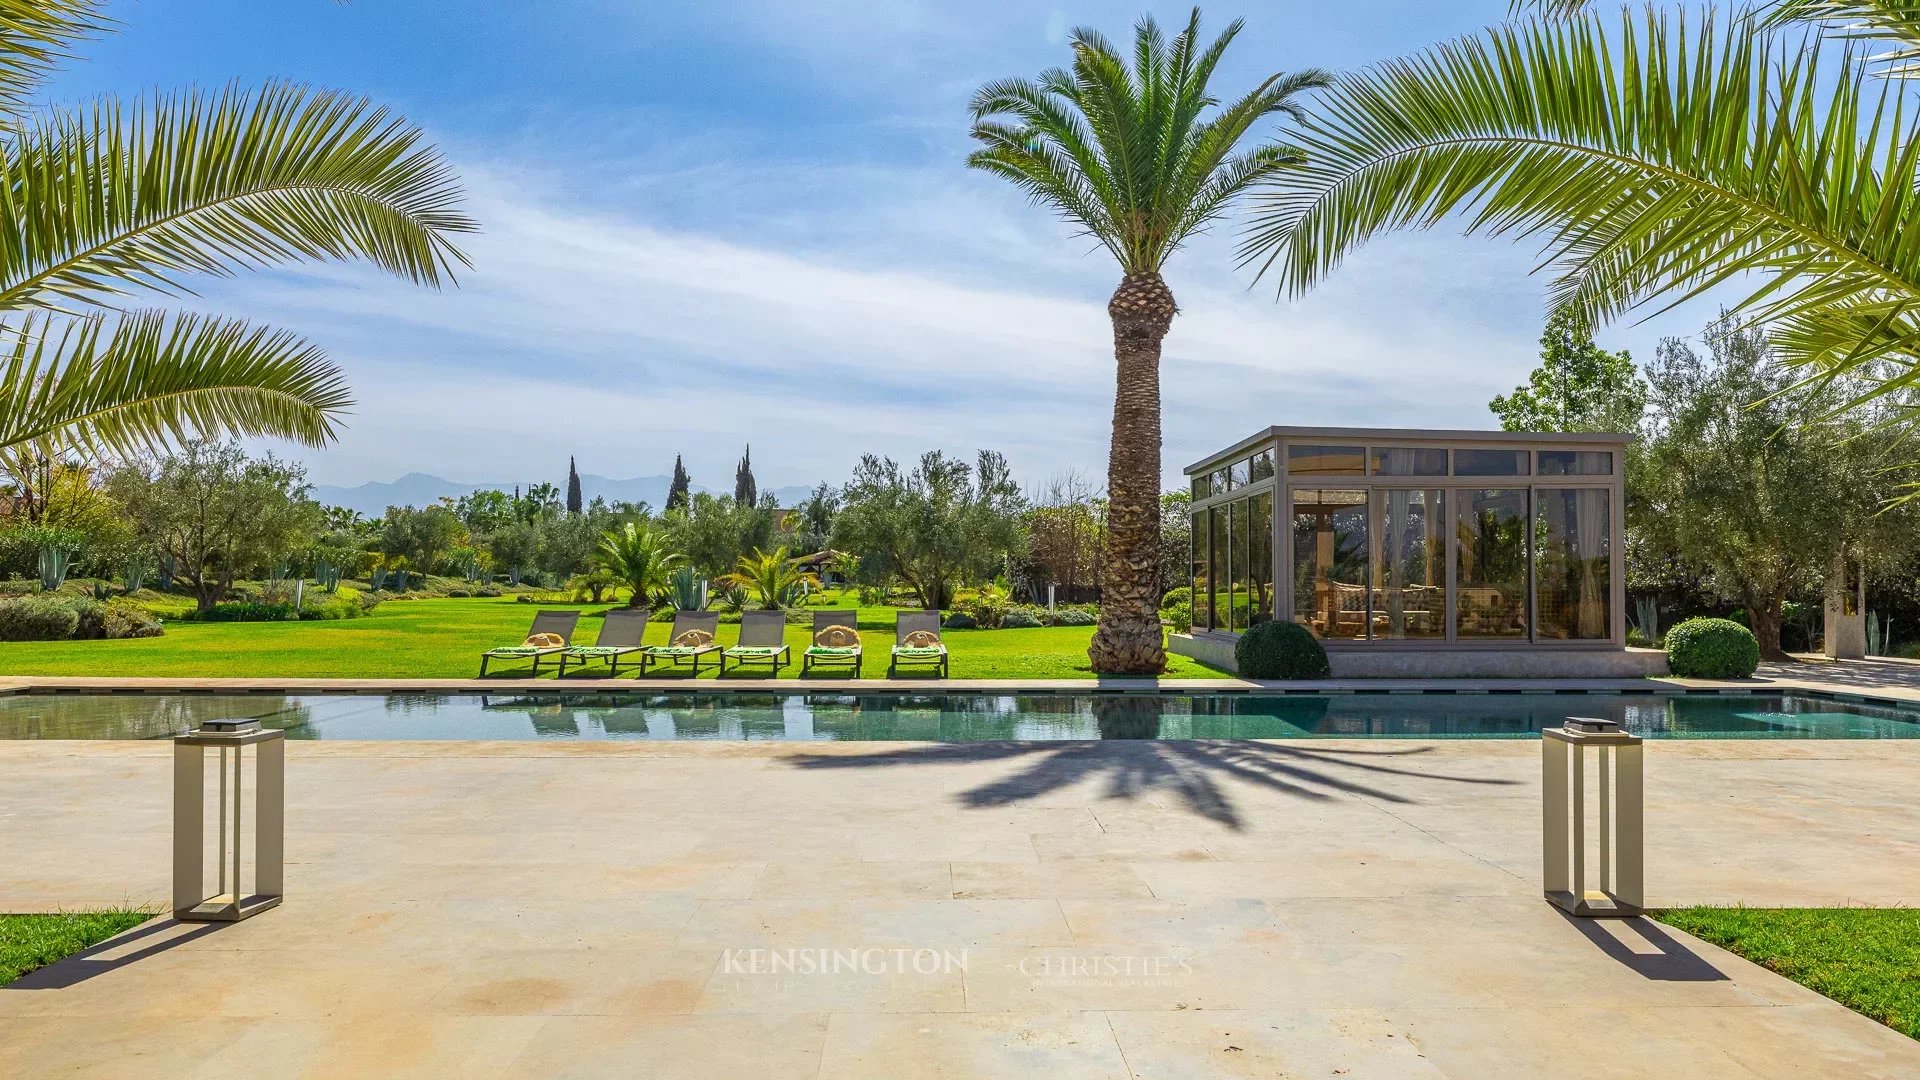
[1171,632,1671,678]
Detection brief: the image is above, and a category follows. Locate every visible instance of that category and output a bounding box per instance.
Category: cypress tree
[733,444,756,506]
[565,456,583,515]
[666,454,690,512]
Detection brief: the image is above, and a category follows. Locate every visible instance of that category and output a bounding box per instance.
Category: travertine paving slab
[819,1012,1132,1079]
[6,737,1920,1077]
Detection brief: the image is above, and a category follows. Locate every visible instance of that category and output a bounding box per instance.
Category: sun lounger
[801,609,862,677]
[479,609,581,677]
[639,611,722,676]
[887,609,948,678]
[720,609,791,676]
[558,608,651,677]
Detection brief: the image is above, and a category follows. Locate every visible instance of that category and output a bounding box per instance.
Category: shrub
[1160,600,1193,632]
[957,587,1010,629]
[1666,617,1760,678]
[1235,620,1332,679]
[943,611,977,629]
[66,597,106,640]
[1001,608,1043,629]
[299,585,374,621]
[1051,607,1097,627]
[0,595,80,640]
[103,599,164,639]
[201,601,298,622]
[1159,586,1191,611]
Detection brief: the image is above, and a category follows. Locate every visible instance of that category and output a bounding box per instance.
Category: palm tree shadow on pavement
[787,696,1520,830]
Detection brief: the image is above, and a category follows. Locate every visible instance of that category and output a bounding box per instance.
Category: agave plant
[36,540,73,591]
[596,522,681,608]
[121,550,151,594]
[724,546,817,610]
[0,2,473,464]
[659,566,706,612]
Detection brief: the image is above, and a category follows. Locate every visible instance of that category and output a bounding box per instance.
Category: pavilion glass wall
[1190,449,1275,633]
[1194,440,1620,645]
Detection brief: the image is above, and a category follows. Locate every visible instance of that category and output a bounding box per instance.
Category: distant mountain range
[311,472,815,516]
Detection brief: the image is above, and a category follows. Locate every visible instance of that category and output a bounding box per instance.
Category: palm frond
[969,7,1324,273]
[1511,0,1593,16]
[1762,1,1920,75]
[1241,7,1920,390]
[0,0,107,118]
[0,82,477,312]
[0,310,352,455]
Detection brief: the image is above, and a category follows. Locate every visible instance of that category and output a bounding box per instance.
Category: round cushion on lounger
[523,632,565,648]
[814,626,859,647]
[902,630,939,648]
[672,629,714,647]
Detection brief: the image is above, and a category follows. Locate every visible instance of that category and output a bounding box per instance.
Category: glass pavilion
[1183,427,1627,651]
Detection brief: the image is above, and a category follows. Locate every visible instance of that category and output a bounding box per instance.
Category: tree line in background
[1495,310,1920,660]
[0,436,1193,625]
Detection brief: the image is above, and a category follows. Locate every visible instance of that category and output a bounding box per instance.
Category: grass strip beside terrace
[1,911,153,987]
[1658,907,1920,1040]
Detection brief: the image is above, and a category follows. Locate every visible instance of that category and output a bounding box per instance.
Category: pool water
[2,690,1917,741]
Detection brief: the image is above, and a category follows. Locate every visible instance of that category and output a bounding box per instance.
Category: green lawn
[1659,907,1920,1039]
[0,596,1233,681]
[0,911,152,986]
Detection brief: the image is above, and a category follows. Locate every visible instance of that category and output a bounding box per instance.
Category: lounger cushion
[486,645,561,656]
[647,644,717,656]
[805,645,861,656]
[725,646,786,655]
[566,646,639,656]
[892,645,946,657]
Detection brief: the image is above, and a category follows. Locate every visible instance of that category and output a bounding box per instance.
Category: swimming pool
[3,689,1917,741]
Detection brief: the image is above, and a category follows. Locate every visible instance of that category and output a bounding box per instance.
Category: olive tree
[107,439,321,613]
[832,450,1025,610]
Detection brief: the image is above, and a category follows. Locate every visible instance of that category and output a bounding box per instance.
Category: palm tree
[597,522,681,608]
[724,545,816,609]
[0,2,473,464]
[1241,4,1920,426]
[968,8,1330,673]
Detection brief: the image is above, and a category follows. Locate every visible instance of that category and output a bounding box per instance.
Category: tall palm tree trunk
[1089,271,1176,674]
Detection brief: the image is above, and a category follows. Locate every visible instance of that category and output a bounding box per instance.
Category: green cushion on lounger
[725,646,785,655]
[567,646,635,656]
[805,645,861,656]
[892,645,945,657]
[647,644,714,656]
[487,645,556,656]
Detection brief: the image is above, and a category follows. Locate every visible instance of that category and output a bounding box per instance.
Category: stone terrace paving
[4,661,1920,1077]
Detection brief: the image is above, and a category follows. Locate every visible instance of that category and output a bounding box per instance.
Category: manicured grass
[1658,907,1920,1039]
[0,596,1233,681]
[0,911,152,986]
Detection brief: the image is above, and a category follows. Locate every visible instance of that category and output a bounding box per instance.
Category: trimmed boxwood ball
[1234,620,1332,679]
[1666,617,1761,678]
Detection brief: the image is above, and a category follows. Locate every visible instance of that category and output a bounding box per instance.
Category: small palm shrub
[958,585,1010,629]
[1235,620,1332,679]
[1665,617,1760,678]
[0,595,81,640]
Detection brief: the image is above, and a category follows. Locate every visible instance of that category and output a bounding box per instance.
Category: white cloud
[212,156,1726,495]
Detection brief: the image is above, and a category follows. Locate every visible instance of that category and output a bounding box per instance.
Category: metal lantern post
[1542,717,1643,918]
[174,719,284,922]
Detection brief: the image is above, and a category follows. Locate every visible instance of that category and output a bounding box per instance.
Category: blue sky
[48,1,1731,493]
